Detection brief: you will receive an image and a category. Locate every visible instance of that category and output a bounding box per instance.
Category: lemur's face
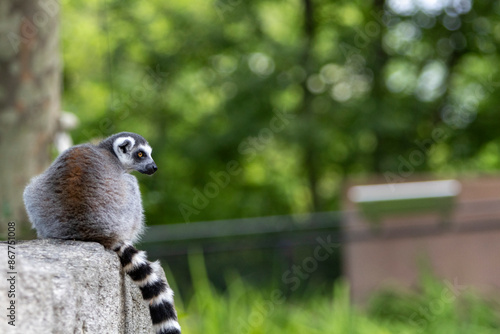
[113,136,158,175]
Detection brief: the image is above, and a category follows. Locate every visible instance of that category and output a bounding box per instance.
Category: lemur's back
[24,143,141,248]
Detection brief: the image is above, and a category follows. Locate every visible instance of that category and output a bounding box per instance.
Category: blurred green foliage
[61,0,500,224]
[171,252,500,333]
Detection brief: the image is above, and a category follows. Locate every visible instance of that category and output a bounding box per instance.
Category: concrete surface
[0,239,154,334]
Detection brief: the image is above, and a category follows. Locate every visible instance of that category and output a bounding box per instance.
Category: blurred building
[343,175,500,303]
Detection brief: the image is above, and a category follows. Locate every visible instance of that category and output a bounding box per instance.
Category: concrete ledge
[0,239,153,334]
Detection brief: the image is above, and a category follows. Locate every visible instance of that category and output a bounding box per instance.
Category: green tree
[61,0,500,225]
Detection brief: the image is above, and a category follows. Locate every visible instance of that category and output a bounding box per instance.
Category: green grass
[167,252,500,334]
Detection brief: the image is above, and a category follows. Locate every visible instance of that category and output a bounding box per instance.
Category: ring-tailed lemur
[23,132,181,334]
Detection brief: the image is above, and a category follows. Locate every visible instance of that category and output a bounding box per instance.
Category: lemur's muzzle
[144,163,158,175]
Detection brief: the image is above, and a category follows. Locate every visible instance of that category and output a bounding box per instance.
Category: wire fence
[140,197,500,256]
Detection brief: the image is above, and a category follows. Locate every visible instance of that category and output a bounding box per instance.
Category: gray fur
[23,132,157,249]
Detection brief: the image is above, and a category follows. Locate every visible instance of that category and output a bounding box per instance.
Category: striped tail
[114,243,181,334]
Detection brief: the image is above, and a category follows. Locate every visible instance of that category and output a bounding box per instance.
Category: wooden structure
[343,175,500,303]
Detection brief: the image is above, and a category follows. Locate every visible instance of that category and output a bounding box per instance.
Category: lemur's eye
[137,151,144,158]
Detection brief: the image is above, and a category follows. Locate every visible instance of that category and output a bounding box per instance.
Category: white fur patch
[135,261,162,288]
[116,242,132,254]
[150,286,175,306]
[113,136,136,166]
[123,250,148,273]
[138,144,153,157]
[153,319,181,333]
[150,260,162,274]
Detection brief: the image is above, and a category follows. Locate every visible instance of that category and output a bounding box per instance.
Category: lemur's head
[100,132,158,175]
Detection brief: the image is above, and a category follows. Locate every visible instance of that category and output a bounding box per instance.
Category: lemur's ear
[118,140,132,153]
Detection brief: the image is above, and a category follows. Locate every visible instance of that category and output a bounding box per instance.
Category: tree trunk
[0,0,61,237]
[299,0,321,212]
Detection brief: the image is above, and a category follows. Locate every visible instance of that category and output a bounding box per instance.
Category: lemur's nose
[146,163,158,175]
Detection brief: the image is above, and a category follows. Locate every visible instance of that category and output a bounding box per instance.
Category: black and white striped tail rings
[115,243,181,334]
